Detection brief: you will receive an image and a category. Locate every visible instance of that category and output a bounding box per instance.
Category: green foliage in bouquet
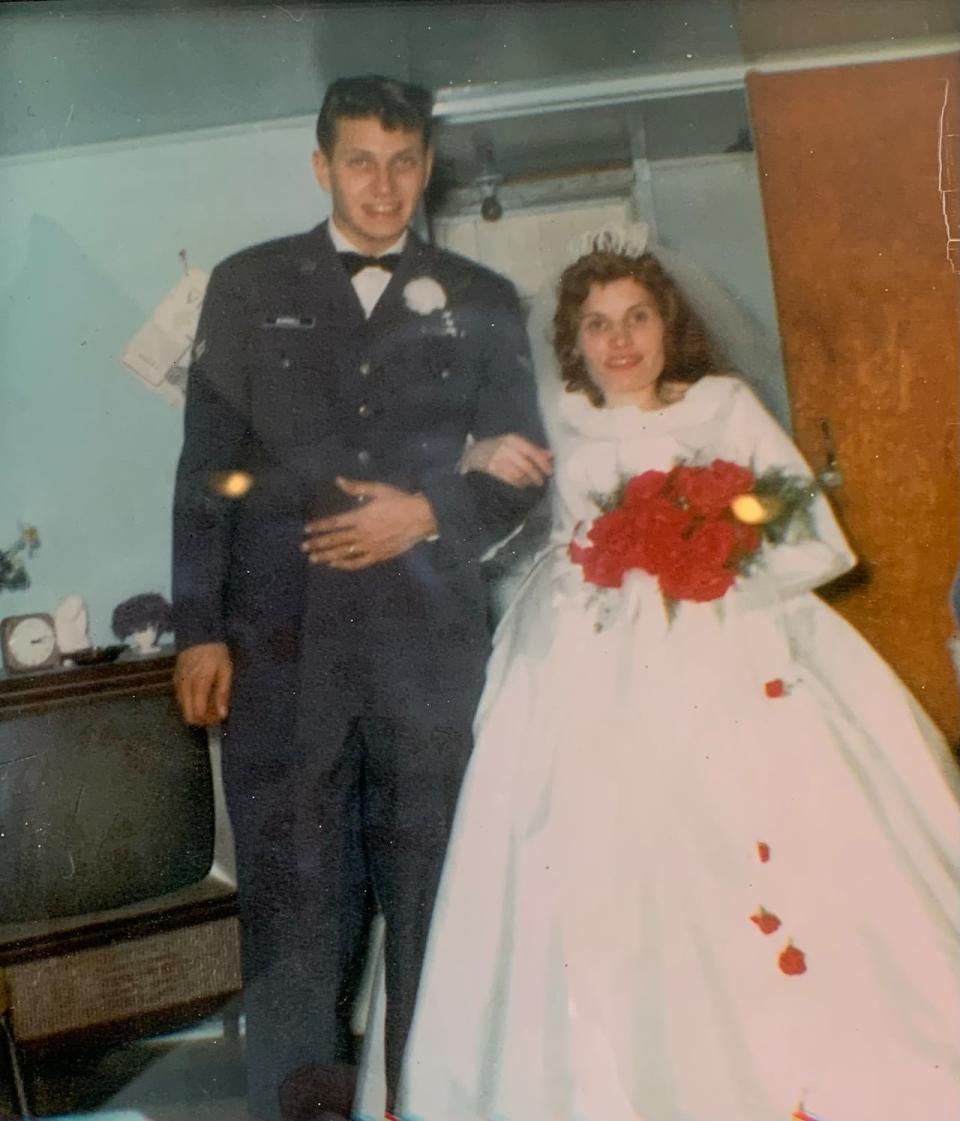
[750,468,820,546]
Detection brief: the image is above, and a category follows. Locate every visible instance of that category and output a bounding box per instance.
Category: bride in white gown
[358,227,960,1121]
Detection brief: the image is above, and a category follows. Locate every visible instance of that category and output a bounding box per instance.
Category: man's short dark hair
[316,75,434,153]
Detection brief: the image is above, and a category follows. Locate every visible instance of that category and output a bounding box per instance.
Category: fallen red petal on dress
[779,943,807,975]
[757,841,771,862]
[750,907,782,934]
[764,678,786,698]
[791,1109,820,1121]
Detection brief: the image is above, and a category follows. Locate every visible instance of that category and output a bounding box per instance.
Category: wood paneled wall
[748,52,960,740]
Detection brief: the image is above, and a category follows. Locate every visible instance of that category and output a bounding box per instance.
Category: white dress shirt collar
[328,220,407,318]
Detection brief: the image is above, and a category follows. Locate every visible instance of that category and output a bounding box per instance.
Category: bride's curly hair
[552,251,720,406]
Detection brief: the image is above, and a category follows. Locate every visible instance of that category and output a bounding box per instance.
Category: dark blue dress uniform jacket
[172,220,547,753]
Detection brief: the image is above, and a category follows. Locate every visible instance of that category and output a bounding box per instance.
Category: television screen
[0,689,214,925]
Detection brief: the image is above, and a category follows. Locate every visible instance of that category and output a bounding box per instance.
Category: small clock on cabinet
[1,613,61,673]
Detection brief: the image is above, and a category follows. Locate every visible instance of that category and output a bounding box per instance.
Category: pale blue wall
[0,120,331,645]
[0,1,409,645]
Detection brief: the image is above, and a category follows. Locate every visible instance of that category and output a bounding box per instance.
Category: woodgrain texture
[748,52,960,740]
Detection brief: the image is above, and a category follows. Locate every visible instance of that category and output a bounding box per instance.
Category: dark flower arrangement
[0,526,40,593]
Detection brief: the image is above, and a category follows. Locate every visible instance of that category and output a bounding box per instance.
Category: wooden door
[747,52,960,741]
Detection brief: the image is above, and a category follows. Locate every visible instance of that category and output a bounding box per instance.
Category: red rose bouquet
[569,459,818,604]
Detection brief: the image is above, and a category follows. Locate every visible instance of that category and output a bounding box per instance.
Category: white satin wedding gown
[358,375,960,1121]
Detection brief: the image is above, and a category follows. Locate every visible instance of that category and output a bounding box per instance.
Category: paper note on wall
[120,267,209,407]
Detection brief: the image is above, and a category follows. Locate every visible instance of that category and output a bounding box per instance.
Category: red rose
[656,519,739,602]
[673,459,756,517]
[570,539,628,589]
[779,943,807,975]
[569,539,595,574]
[569,506,644,588]
[729,518,762,564]
[764,678,786,699]
[588,506,641,555]
[632,497,693,574]
[693,518,738,567]
[750,907,782,935]
[659,560,737,604]
[622,469,670,508]
[589,508,645,583]
[756,841,771,863]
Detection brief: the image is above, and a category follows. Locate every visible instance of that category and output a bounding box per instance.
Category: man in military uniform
[172,76,550,1120]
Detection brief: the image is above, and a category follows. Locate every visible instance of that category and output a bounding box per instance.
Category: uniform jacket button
[359,362,371,377]
[358,403,372,418]
[357,449,371,466]
[280,357,293,370]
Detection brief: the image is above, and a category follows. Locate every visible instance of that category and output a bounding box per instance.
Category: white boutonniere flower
[404,276,447,316]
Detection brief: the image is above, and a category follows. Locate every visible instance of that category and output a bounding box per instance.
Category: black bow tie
[339,251,402,278]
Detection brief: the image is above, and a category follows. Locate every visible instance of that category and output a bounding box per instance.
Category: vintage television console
[0,650,240,1117]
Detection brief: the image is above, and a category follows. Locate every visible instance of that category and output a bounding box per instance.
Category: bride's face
[576,277,666,409]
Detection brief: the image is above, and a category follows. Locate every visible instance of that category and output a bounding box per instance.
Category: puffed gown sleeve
[723,380,857,610]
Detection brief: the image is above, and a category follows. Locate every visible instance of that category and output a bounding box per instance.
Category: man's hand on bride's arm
[302,478,438,570]
[459,434,553,488]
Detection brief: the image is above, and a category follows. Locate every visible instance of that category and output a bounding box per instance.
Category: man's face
[312,116,433,255]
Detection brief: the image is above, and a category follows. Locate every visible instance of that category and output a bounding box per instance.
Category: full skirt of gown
[364,378,960,1121]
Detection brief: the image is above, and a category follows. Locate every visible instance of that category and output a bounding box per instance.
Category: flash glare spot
[211,471,254,499]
